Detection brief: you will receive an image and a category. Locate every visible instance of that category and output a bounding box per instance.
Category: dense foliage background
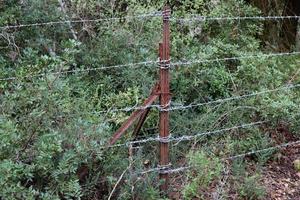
[1,0,300,199]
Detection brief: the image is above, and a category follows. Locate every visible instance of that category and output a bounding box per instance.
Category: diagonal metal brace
[132,85,160,139]
[109,83,160,145]
[132,108,151,139]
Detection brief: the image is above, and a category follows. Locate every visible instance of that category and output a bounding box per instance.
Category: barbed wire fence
[1,7,300,197]
[1,14,300,30]
[172,15,300,22]
[0,12,163,30]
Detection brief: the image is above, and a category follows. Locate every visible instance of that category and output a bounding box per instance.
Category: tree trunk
[295,19,300,51]
[280,0,300,51]
[246,0,283,50]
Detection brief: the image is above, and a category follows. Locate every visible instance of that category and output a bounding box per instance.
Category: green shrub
[237,175,266,200]
[1,0,300,199]
[183,151,223,199]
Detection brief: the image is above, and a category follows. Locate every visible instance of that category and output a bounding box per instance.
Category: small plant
[237,174,266,200]
[183,151,223,199]
[294,159,300,172]
[232,160,266,200]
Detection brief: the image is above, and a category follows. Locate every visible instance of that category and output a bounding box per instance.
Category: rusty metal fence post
[159,6,171,193]
[108,5,172,195]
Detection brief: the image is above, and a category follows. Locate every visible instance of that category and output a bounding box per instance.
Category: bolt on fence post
[159,5,171,194]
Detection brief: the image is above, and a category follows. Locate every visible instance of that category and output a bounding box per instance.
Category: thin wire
[140,165,190,175]
[167,83,300,111]
[2,52,299,82]
[106,120,267,149]
[226,140,300,160]
[168,120,267,143]
[173,15,300,22]
[0,60,156,81]
[92,100,171,115]
[138,140,300,174]
[3,14,299,30]
[172,51,300,67]
[0,12,162,30]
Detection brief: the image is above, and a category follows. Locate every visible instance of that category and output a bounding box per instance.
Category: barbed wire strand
[2,51,300,82]
[172,15,300,23]
[167,83,300,111]
[105,120,267,149]
[0,12,162,30]
[139,140,300,175]
[226,140,300,160]
[0,60,156,81]
[168,120,267,143]
[3,14,300,30]
[172,51,300,67]
[92,100,171,115]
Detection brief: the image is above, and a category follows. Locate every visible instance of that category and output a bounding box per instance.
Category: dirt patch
[262,144,300,200]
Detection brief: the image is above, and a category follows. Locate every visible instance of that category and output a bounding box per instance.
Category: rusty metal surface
[109,84,160,145]
[159,6,171,192]
[132,83,160,139]
[132,109,151,139]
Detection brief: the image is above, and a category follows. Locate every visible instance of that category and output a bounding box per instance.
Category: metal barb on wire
[92,100,171,115]
[159,59,172,69]
[172,15,300,23]
[140,163,176,175]
[162,9,171,21]
[158,134,172,143]
[157,163,172,174]
[0,12,162,30]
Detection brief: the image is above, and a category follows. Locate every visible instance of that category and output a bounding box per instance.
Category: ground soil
[262,144,300,200]
[262,124,300,200]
